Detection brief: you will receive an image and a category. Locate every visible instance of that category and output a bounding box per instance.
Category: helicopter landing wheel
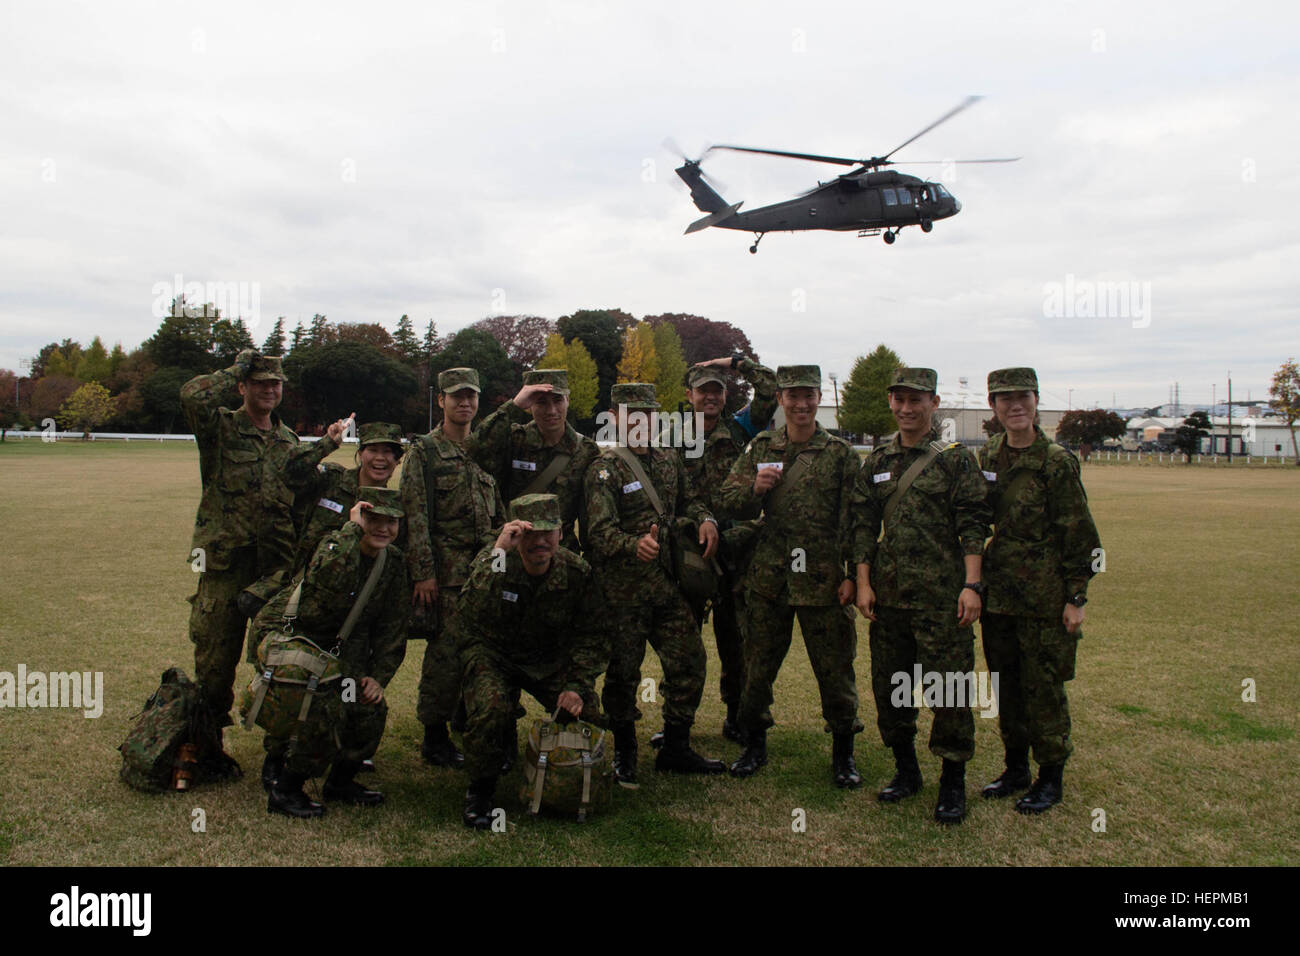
[749,245,757,254]
[883,231,896,244]
[920,219,933,233]
[749,233,764,254]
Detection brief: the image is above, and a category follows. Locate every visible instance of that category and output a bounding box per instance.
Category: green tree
[422,319,442,361]
[839,344,903,443]
[1055,409,1126,458]
[1269,357,1300,463]
[1173,411,1211,460]
[212,318,256,364]
[108,343,127,378]
[289,343,418,428]
[557,309,635,412]
[45,348,76,378]
[306,314,334,348]
[140,366,195,433]
[289,321,305,354]
[651,322,688,412]
[644,314,758,414]
[538,333,599,423]
[393,314,420,363]
[429,327,519,413]
[617,321,659,384]
[75,337,112,383]
[260,317,287,355]
[143,313,215,373]
[58,382,118,439]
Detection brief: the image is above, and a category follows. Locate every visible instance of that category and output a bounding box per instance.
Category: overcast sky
[2,0,1297,410]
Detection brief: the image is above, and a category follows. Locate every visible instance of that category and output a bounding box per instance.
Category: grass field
[1,439,1297,866]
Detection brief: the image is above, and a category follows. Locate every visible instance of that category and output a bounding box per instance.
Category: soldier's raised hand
[753,467,782,496]
[636,523,660,562]
[326,412,356,443]
[513,383,554,411]
[349,499,373,525]
[495,519,534,552]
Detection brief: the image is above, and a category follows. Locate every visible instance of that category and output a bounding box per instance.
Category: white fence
[1,430,355,443]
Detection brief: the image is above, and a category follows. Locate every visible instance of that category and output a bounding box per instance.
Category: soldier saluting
[978,367,1101,814]
[719,365,864,788]
[852,367,992,824]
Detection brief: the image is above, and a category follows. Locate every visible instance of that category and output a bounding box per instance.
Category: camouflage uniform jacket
[465,400,599,549]
[852,424,992,611]
[451,545,608,690]
[583,446,713,603]
[281,443,365,574]
[181,364,334,572]
[398,425,504,587]
[251,523,409,686]
[718,423,857,605]
[979,427,1101,617]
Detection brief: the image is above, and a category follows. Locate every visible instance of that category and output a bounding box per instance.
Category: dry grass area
[0,440,1296,866]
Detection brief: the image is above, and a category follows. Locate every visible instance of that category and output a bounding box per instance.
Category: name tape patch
[503,591,518,603]
[622,480,643,494]
[318,498,345,513]
[757,462,784,472]
[511,459,537,471]
[982,470,997,482]
[872,471,892,484]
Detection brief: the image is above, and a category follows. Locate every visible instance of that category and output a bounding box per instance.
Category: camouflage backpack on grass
[519,712,612,822]
[118,666,218,793]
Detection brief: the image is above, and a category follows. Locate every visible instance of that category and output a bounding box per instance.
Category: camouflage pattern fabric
[718,423,858,606]
[286,459,360,575]
[980,613,1075,765]
[687,585,745,709]
[851,423,992,611]
[869,606,976,761]
[248,523,409,776]
[739,591,862,735]
[978,427,1101,615]
[466,399,599,551]
[188,550,261,723]
[453,545,607,780]
[600,598,706,727]
[416,586,463,726]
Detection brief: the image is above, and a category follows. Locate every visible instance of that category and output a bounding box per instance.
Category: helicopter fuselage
[720,170,959,233]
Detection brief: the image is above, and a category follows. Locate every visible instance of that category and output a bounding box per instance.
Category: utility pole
[1227,374,1232,463]
[828,373,841,434]
[428,386,434,432]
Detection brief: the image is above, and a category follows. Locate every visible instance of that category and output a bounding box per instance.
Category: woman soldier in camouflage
[250,488,410,818]
[978,368,1101,814]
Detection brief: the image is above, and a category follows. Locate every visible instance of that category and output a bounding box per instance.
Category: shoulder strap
[882,443,942,527]
[283,582,304,619]
[765,449,818,518]
[334,547,387,647]
[610,446,666,516]
[520,453,572,497]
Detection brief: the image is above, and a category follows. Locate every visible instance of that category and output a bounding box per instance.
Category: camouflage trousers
[263,690,388,778]
[460,647,602,781]
[601,593,706,728]
[688,569,746,708]
[415,586,463,727]
[188,552,260,727]
[869,605,976,762]
[980,612,1077,766]
[739,590,863,735]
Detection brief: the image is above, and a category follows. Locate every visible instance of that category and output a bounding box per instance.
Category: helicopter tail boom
[675,161,730,214]
[684,201,744,234]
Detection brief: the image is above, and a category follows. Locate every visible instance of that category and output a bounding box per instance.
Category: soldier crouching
[248,488,409,818]
[452,494,607,829]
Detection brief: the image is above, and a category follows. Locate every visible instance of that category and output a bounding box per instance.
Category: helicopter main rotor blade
[892,157,1021,165]
[709,144,863,167]
[880,95,983,162]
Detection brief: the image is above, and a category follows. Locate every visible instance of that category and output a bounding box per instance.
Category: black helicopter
[673,96,1018,252]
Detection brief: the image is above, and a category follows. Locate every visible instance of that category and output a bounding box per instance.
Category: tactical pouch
[119,666,218,793]
[670,516,722,602]
[520,711,611,822]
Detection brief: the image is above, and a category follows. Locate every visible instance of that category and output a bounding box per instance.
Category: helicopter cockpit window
[897,187,912,204]
[882,187,898,206]
[934,184,949,198]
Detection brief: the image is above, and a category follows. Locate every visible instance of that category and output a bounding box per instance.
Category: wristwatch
[963,581,986,599]
[1067,592,1088,608]
[729,352,742,369]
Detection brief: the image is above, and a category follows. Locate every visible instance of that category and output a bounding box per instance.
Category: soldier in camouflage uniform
[180,348,348,776]
[719,365,864,788]
[285,421,404,576]
[978,367,1101,814]
[251,488,409,818]
[676,355,777,743]
[852,367,992,824]
[399,368,505,768]
[452,494,607,829]
[583,383,724,784]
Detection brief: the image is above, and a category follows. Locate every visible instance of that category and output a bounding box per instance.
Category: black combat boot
[654,721,726,774]
[323,760,384,806]
[728,728,767,778]
[981,746,1032,799]
[260,753,283,794]
[463,777,497,830]
[358,758,376,773]
[500,720,518,774]
[877,742,923,803]
[722,703,746,744]
[832,733,863,789]
[421,722,465,769]
[934,759,967,825]
[201,728,243,781]
[1016,763,1064,814]
[268,771,325,819]
[612,721,639,787]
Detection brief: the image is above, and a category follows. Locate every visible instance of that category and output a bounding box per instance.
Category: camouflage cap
[611,382,660,410]
[438,367,480,393]
[246,354,287,382]
[686,365,727,389]
[889,367,938,392]
[357,421,404,451]
[357,486,404,519]
[776,365,822,389]
[508,493,562,531]
[523,368,569,396]
[987,367,1039,395]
